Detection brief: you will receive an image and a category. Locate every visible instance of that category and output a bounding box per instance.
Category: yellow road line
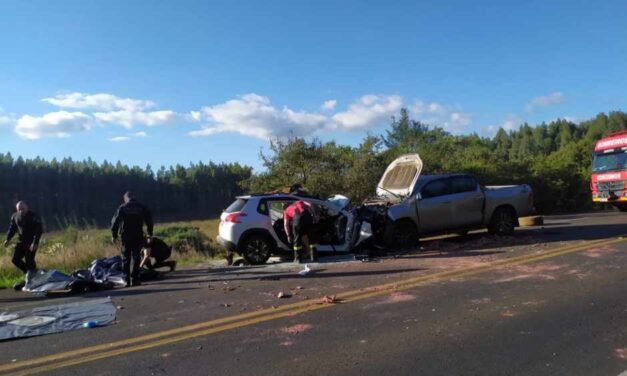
[2,236,625,375]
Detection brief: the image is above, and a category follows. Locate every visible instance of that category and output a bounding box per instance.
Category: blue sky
[1,0,626,171]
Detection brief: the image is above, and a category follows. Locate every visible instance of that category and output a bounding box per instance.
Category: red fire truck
[591,130,627,212]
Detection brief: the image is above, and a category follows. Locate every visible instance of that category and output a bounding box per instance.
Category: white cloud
[15,111,93,139]
[321,99,337,111]
[42,92,154,112]
[409,100,472,133]
[331,95,402,130]
[526,92,564,112]
[482,114,524,137]
[0,107,14,128]
[133,131,147,137]
[189,93,328,139]
[108,136,131,142]
[94,110,177,128]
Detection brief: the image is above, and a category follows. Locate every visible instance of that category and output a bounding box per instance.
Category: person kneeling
[140,237,176,272]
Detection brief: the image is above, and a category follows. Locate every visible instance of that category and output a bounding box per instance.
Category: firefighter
[140,236,176,272]
[3,201,43,289]
[283,200,320,263]
[111,191,154,287]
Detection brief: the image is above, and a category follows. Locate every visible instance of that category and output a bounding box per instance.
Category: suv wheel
[488,207,517,236]
[240,234,273,265]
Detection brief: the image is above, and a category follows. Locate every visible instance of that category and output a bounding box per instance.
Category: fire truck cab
[591,130,627,212]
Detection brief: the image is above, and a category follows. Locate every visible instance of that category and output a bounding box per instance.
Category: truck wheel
[385,220,419,250]
[488,207,517,236]
[240,234,273,265]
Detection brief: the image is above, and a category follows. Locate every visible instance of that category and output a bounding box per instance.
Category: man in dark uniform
[111,191,153,287]
[140,236,176,271]
[3,201,43,288]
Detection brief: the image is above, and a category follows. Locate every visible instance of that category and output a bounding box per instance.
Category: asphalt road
[0,211,625,376]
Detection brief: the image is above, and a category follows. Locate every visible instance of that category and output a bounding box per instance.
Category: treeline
[1,109,625,231]
[247,110,627,213]
[0,156,251,231]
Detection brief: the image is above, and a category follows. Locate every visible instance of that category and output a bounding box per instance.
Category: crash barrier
[2,235,626,376]
[519,216,544,226]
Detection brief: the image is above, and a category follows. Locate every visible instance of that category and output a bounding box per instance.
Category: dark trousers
[12,243,37,274]
[292,212,317,261]
[121,239,142,283]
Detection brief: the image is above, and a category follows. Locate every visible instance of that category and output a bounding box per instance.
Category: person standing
[111,191,154,287]
[3,201,43,287]
[283,200,321,263]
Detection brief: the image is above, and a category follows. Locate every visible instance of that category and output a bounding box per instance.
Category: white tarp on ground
[0,297,116,341]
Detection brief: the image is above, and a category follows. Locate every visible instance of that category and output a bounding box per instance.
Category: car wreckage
[217,154,535,264]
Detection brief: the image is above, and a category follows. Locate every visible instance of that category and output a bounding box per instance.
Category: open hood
[376,154,423,198]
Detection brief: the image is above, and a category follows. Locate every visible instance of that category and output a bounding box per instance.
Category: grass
[0,219,222,289]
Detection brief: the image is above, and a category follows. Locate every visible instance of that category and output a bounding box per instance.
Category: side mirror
[416,193,422,200]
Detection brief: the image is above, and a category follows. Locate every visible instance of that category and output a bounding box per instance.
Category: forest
[1,109,626,231]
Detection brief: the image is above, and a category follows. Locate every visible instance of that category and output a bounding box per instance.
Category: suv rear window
[224,198,248,213]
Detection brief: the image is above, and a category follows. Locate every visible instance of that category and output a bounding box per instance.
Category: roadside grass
[0,219,222,289]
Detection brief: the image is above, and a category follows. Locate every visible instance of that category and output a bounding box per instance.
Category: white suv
[217,194,372,264]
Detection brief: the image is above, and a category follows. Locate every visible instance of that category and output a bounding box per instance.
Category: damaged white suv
[217,154,535,264]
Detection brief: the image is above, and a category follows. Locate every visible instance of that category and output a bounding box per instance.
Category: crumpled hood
[376,154,423,198]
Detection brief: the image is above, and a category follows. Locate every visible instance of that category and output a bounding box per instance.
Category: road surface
[0,211,625,376]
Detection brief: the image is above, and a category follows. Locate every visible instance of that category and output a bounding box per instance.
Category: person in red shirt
[283,200,319,263]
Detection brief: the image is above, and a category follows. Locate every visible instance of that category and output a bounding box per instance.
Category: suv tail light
[224,212,247,223]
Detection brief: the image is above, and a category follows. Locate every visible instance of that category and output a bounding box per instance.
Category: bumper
[592,197,627,203]
[217,236,237,253]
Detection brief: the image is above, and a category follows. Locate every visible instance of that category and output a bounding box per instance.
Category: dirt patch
[378,292,416,304]
[470,298,492,304]
[582,246,614,259]
[614,347,627,360]
[282,324,313,335]
[495,262,565,283]
[500,310,516,317]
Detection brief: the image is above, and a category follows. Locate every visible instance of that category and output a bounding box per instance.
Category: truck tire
[240,234,273,265]
[385,220,419,250]
[488,207,517,236]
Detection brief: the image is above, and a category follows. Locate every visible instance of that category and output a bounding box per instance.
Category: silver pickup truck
[364,154,535,248]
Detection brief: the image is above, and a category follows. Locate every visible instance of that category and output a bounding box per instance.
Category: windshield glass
[592,151,627,172]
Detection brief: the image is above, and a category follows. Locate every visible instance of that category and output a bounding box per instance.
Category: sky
[1,0,626,171]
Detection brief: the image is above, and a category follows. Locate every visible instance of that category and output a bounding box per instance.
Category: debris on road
[0,297,116,340]
[298,264,311,276]
[282,324,312,334]
[116,305,124,310]
[276,291,291,299]
[320,295,338,304]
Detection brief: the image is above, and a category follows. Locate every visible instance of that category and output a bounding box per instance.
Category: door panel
[417,178,454,234]
[449,176,484,227]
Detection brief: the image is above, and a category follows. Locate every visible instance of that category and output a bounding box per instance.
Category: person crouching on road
[3,201,43,289]
[111,191,154,287]
[140,236,176,272]
[283,200,320,263]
